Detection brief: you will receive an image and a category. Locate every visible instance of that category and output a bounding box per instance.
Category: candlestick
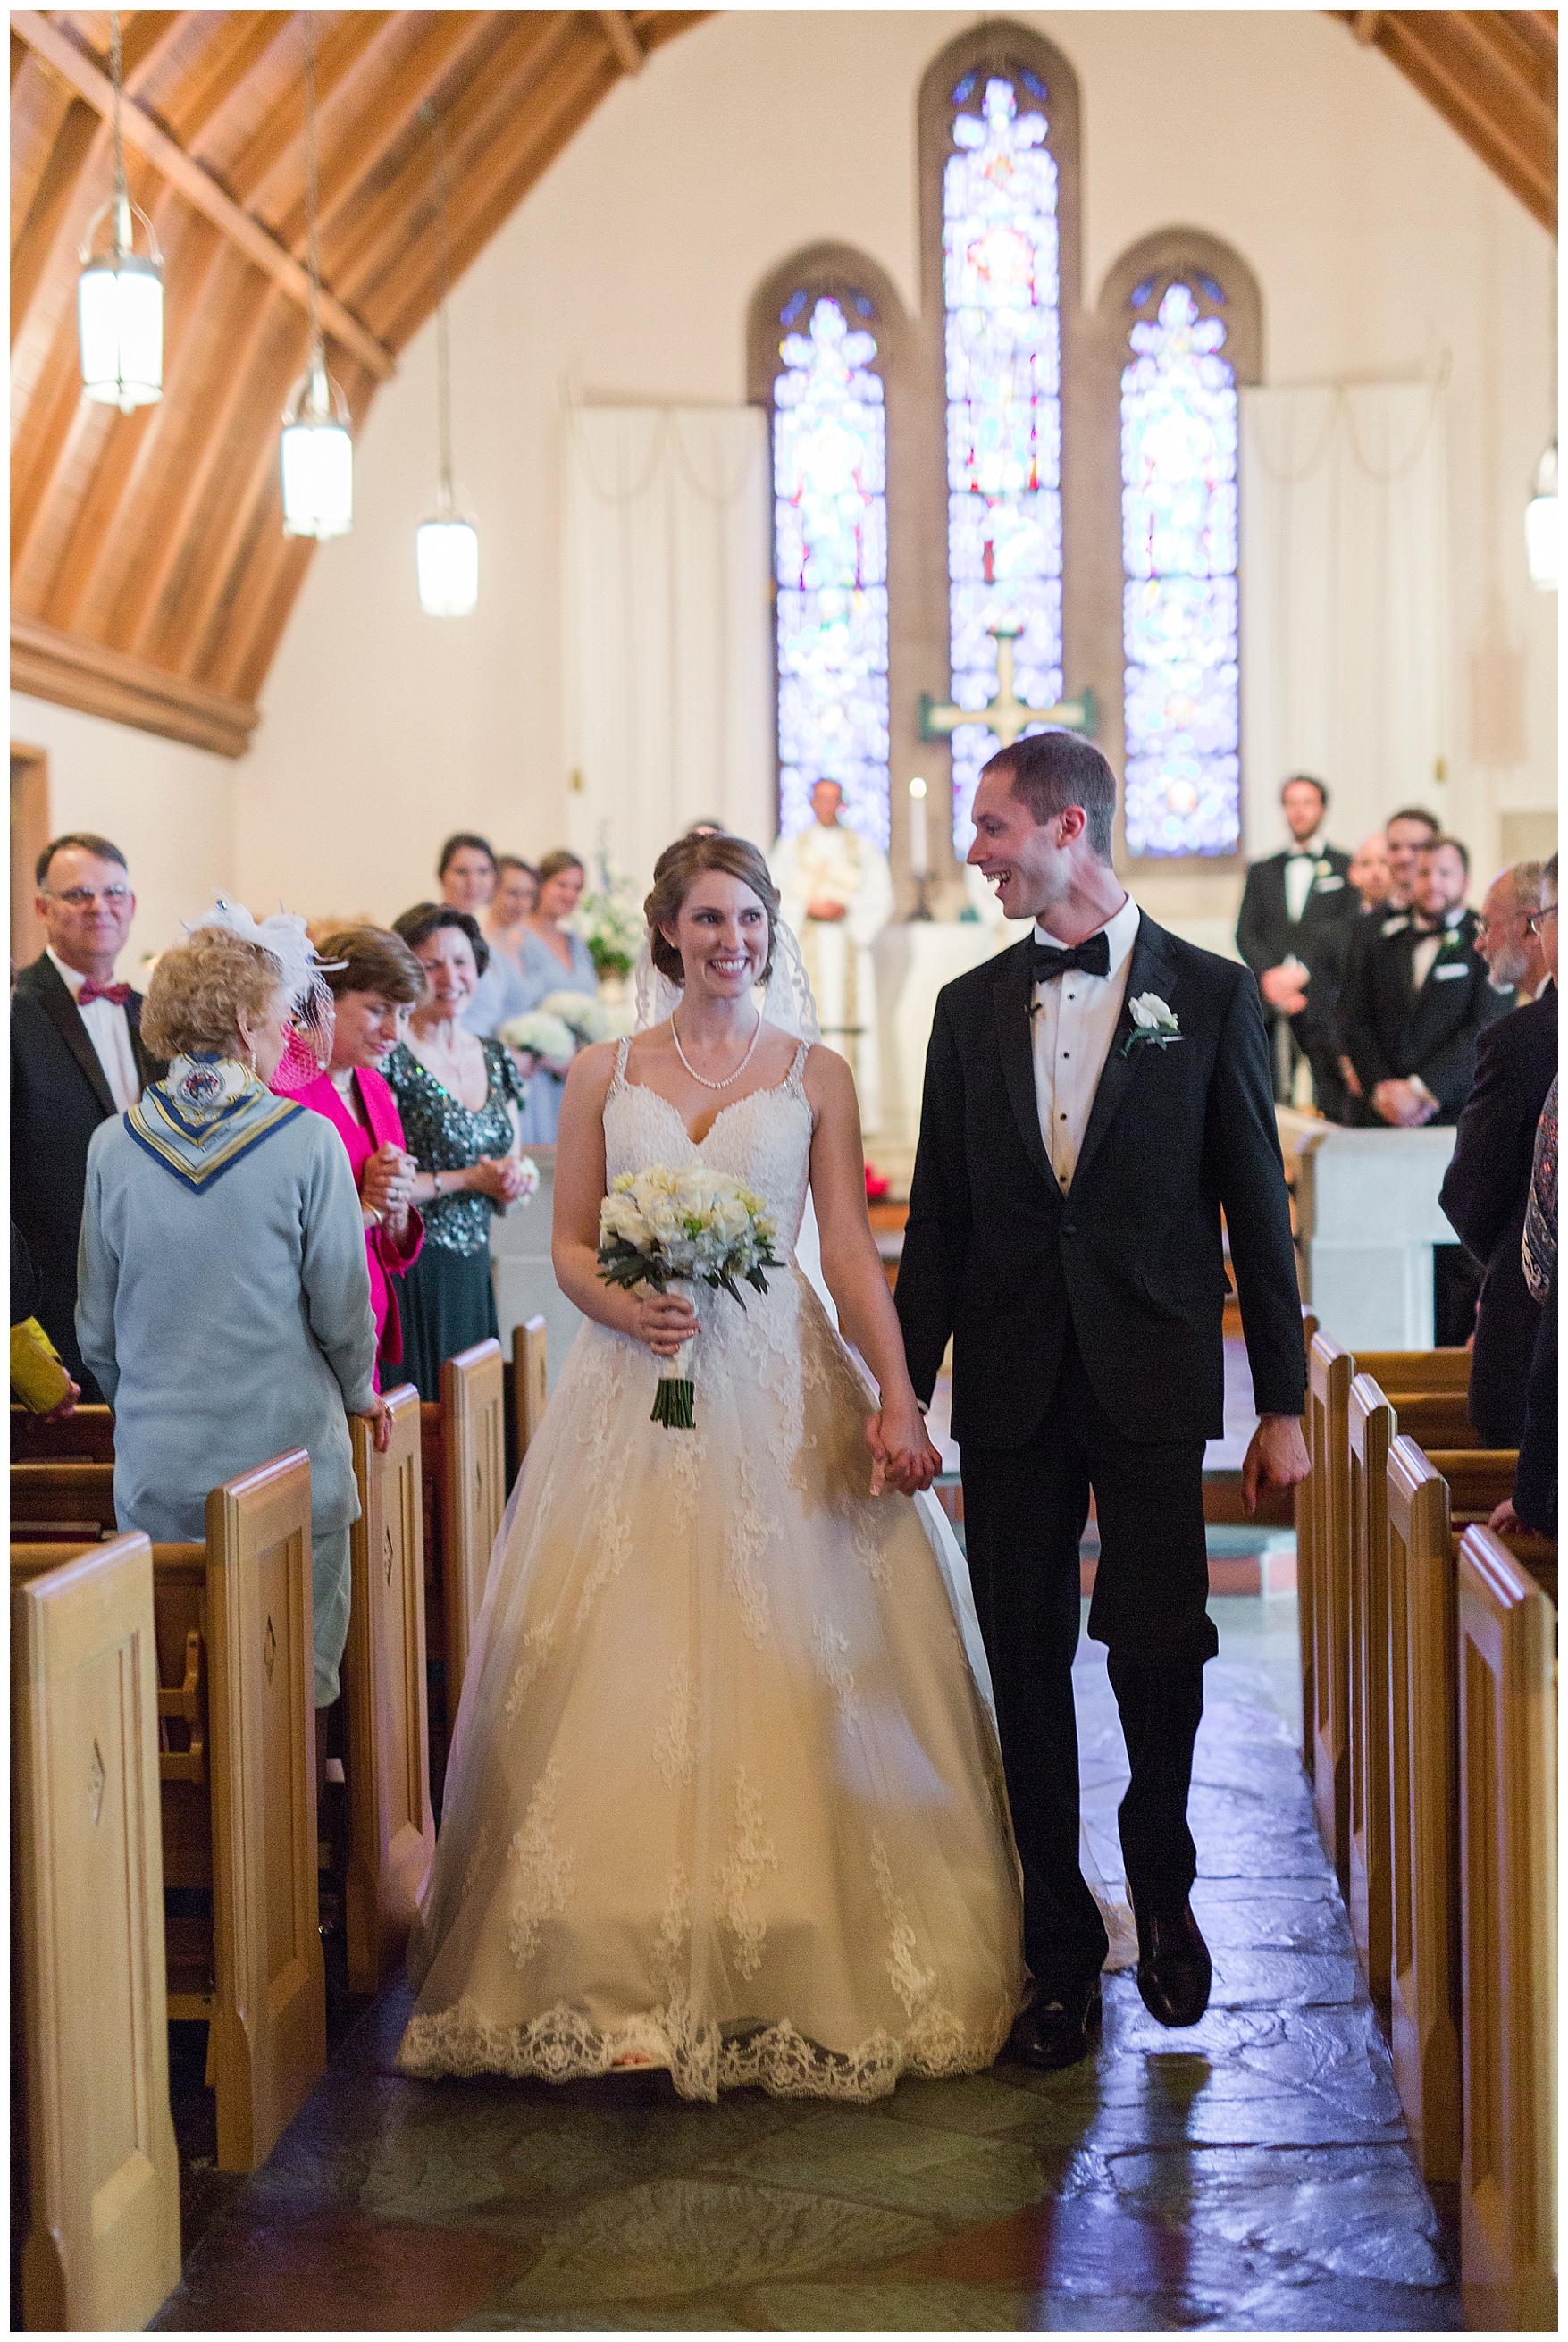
[908,774,929,880]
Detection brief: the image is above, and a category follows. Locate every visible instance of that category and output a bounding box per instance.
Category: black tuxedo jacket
[1340,910,1510,1122]
[1235,844,1358,988]
[1438,988,1557,1440]
[11,953,161,1383]
[894,914,1306,1450]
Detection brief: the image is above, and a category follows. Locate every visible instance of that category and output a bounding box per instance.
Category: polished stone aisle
[153,1595,1460,2333]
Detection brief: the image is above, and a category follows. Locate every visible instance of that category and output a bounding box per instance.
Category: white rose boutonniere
[1121,992,1182,1058]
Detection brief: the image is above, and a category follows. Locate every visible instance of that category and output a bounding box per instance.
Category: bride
[398,831,1026,2101]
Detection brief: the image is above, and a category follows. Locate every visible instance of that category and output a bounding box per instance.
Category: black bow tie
[1031,933,1111,984]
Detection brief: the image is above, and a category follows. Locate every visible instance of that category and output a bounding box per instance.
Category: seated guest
[11,832,161,1398]
[385,904,529,1400]
[1439,858,1558,1443]
[1236,774,1357,1111]
[1334,804,1439,1113]
[295,927,427,1389]
[75,908,390,1710]
[1346,829,1392,913]
[437,831,498,917]
[1341,834,1505,1128]
[465,854,539,1041]
[1474,859,1549,1003]
[515,849,597,1144]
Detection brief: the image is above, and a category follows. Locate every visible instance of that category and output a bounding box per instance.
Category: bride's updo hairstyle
[646,833,779,987]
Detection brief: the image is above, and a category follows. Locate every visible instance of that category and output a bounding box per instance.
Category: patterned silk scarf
[124,1054,301,1193]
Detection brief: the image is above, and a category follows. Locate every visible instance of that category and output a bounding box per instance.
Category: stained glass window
[771,294,890,847]
[943,74,1063,850]
[1121,281,1239,857]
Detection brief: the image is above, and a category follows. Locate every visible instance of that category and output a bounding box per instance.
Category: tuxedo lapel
[990,940,1060,1198]
[29,956,115,1118]
[1072,915,1180,1194]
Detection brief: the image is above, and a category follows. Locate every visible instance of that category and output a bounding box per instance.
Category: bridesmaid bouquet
[598,1166,781,1429]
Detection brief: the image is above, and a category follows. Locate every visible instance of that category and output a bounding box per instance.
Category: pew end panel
[12,1534,181,2332]
[10,1460,117,1534]
[344,1387,434,1995]
[10,1403,116,1462]
[1346,1376,1394,2013]
[204,1451,326,2173]
[1307,1334,1353,1880]
[1456,1529,1556,2335]
[440,1340,507,1711]
[1386,1436,1459,2188]
[511,1315,549,1478]
[1296,1310,1319,1775]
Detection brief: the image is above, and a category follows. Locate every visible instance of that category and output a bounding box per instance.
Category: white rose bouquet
[538,989,613,1045]
[598,1165,782,1428]
[499,1008,577,1063]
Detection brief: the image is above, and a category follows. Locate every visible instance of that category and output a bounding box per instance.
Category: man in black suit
[12,833,160,1398]
[1332,804,1439,1117]
[1440,856,1558,1444]
[1235,774,1358,1115]
[1340,835,1509,1129]
[895,734,1308,2069]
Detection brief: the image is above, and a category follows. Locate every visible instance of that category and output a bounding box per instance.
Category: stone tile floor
[152,1593,1460,2333]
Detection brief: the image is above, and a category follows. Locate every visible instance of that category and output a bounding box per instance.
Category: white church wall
[9,690,235,974]
[230,9,1555,932]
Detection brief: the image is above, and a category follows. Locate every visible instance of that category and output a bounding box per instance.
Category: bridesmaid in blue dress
[515,850,599,1144]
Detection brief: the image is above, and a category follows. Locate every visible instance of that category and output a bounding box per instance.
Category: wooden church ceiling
[10,9,709,754]
[10,11,1556,759]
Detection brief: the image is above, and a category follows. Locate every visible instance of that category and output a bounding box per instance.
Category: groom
[894,734,1309,2069]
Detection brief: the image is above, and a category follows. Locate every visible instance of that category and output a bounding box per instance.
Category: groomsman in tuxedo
[1332,804,1438,1115]
[1340,835,1507,1129]
[1235,774,1357,1115]
[11,834,160,1398]
[896,734,1308,2069]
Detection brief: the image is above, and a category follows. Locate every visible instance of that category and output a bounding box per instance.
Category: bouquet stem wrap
[651,1334,696,1430]
[597,1166,780,1433]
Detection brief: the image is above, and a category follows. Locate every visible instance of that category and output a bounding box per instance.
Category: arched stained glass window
[770,292,891,847]
[942,71,1063,850]
[1120,280,1240,857]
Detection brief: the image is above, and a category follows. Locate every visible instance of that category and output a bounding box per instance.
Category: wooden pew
[1423,1449,1520,1528]
[1346,1375,1394,2014]
[1306,1332,1353,1877]
[13,1535,180,2331]
[10,1402,116,1462]
[12,1451,325,2174]
[419,1339,507,1798]
[1354,1347,1471,1395]
[342,1385,435,1995]
[1295,1308,1319,1775]
[1456,1527,1556,2333]
[10,1458,116,1545]
[511,1314,549,1476]
[1386,1434,1459,2187]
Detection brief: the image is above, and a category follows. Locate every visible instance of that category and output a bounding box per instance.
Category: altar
[1294,1124,1462,1350]
[871,917,1020,1163]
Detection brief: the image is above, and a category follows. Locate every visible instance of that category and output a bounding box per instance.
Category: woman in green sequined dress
[386,903,529,1400]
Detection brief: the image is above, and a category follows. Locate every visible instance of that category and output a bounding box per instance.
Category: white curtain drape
[563,406,773,893]
[1239,382,1451,855]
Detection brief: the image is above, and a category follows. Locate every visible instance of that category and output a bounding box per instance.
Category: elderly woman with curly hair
[76,911,392,1711]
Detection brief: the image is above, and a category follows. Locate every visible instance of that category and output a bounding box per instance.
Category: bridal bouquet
[598,1166,781,1428]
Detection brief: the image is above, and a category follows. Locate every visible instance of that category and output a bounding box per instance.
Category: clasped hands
[362,1142,415,1223]
[1371,1079,1437,1129]
[1260,961,1309,1018]
[470,1154,530,1205]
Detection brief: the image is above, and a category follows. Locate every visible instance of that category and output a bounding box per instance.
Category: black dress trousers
[960,1324,1214,1989]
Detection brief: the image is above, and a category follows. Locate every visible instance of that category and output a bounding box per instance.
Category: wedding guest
[385,903,529,1399]
[464,855,539,1041]
[76,911,390,1709]
[1474,860,1548,1003]
[1342,835,1505,1127]
[515,850,597,1144]
[1334,805,1439,1112]
[11,833,162,1398]
[1346,830,1392,913]
[1235,774,1357,1111]
[295,927,426,1389]
[437,832,498,917]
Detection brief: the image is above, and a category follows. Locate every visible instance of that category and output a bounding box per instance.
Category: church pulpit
[1306,1332,1353,1880]
[1386,1434,1459,2189]
[1456,1527,1556,2334]
[1346,1376,1395,2018]
[12,1533,181,2332]
[342,1387,434,1996]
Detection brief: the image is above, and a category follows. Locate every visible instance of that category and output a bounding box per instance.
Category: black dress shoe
[1133,1901,1212,2027]
[1007,1976,1103,2070]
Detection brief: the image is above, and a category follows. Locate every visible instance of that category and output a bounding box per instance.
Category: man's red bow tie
[78,978,130,1007]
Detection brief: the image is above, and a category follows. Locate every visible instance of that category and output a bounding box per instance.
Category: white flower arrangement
[537,989,618,1045]
[499,1009,577,1062]
[573,871,645,980]
[1121,992,1182,1058]
[597,1165,781,1428]
[514,1155,541,1202]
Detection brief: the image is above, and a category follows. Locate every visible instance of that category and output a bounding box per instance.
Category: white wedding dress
[398,1035,1027,2102]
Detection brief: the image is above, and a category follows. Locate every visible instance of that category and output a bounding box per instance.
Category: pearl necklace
[671,1009,763,1091]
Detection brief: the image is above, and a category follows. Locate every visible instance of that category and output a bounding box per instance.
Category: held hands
[865,1400,942,1497]
[1240,1413,1311,1516]
[633,1286,699,1360]
[807,897,848,922]
[362,1143,415,1221]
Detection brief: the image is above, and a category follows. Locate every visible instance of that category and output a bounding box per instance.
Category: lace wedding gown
[398,1037,1027,2101]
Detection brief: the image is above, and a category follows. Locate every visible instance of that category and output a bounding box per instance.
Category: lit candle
[908,775,929,881]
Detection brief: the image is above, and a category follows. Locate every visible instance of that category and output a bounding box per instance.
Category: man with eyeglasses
[1473,859,1550,1003]
[12,833,162,1399]
[1439,854,1558,1445]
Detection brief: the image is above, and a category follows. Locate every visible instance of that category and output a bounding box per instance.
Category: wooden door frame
[11,741,51,970]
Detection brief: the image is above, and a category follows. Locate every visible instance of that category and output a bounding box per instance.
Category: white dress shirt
[49,947,142,1113]
[1030,893,1142,1193]
[1410,908,1467,994]
[1281,834,1326,925]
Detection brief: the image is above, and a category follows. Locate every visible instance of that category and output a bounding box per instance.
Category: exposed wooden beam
[1353,12,1380,44]
[1378,13,1555,230]
[597,11,646,76]
[11,612,259,759]
[9,9,396,381]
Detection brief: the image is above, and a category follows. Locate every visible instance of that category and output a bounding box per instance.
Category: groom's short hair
[990,734,1117,862]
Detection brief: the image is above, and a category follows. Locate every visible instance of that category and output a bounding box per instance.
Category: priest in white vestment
[771,780,895,1133]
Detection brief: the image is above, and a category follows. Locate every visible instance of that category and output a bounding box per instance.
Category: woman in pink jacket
[291,927,426,1385]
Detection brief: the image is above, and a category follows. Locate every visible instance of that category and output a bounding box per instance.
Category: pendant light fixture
[416,108,479,616]
[1525,254,1557,592]
[280,16,352,540]
[77,10,164,411]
